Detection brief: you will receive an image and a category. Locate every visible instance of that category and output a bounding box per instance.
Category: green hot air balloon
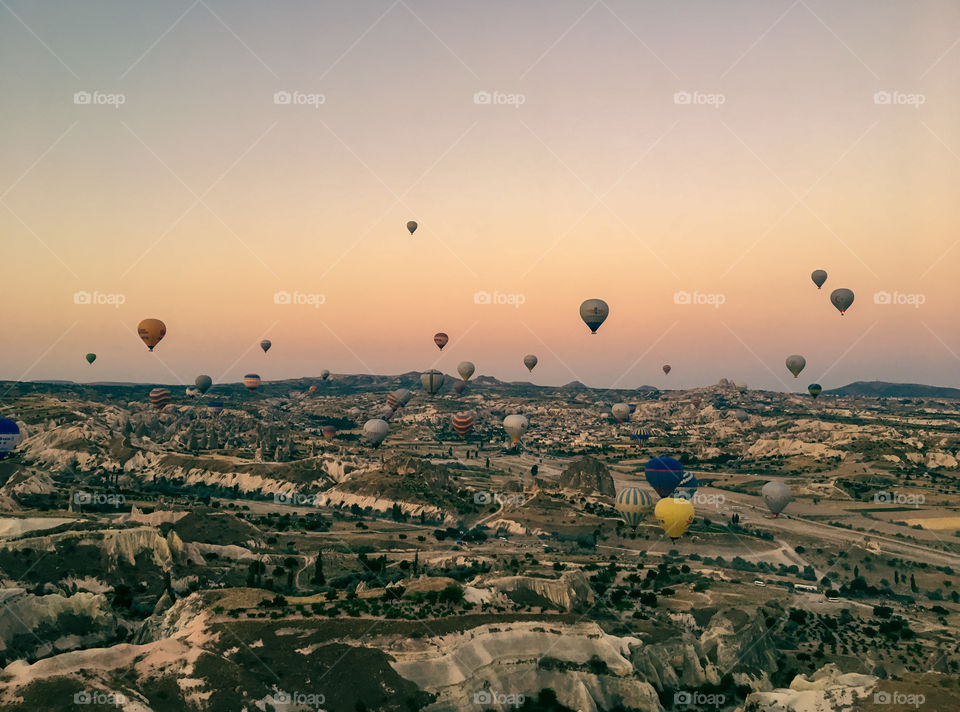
[785,355,806,378]
[811,270,827,289]
[830,288,855,315]
[808,383,822,399]
[579,299,609,334]
[85,353,96,364]
[195,375,213,394]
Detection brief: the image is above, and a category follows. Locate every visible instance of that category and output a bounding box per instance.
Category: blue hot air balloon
[644,456,685,499]
[0,419,22,460]
[675,471,699,500]
[629,427,651,446]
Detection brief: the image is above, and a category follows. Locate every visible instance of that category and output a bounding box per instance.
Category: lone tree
[311,549,325,585]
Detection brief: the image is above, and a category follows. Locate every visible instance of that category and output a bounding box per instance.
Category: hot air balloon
[421,370,445,394]
[675,471,699,500]
[645,456,685,498]
[137,318,166,351]
[308,385,317,394]
[611,403,631,423]
[761,481,793,517]
[627,404,637,414]
[321,425,337,440]
[207,400,224,416]
[808,383,822,399]
[830,288,854,315]
[348,407,362,419]
[579,299,609,334]
[149,388,171,410]
[811,270,827,289]
[85,353,96,364]
[785,355,806,378]
[195,375,212,394]
[731,409,749,423]
[0,419,22,460]
[662,365,671,375]
[654,497,695,539]
[452,412,475,437]
[387,389,411,410]
[503,414,529,445]
[380,405,396,420]
[615,487,654,528]
[363,419,389,446]
[433,333,449,350]
[406,221,418,235]
[260,339,272,353]
[320,370,330,381]
[457,361,475,381]
[629,428,651,446]
[243,374,261,392]
[523,354,538,372]
[452,380,466,395]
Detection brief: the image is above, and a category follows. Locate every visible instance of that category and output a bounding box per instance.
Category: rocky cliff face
[482,570,595,612]
[559,456,616,496]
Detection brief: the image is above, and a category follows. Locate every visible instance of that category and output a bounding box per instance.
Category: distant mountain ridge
[826,381,960,399]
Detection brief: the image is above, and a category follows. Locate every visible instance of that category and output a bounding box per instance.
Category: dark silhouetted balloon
[407,221,418,235]
[811,270,827,289]
[0,419,22,460]
[195,375,212,394]
[785,355,806,378]
[523,354,538,371]
[434,333,449,350]
[579,299,609,334]
[85,353,96,364]
[830,288,855,315]
[808,383,822,399]
[260,339,271,353]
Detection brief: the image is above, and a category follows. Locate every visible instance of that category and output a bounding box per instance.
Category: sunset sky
[2,1,959,390]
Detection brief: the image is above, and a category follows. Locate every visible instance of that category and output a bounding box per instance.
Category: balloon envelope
[662,364,671,375]
[308,385,317,394]
[629,427,651,444]
[830,288,855,315]
[260,339,271,353]
[615,487,654,528]
[523,354,538,372]
[0,419,22,460]
[243,374,261,392]
[503,414,529,444]
[452,412,475,437]
[421,370,445,394]
[433,333,449,350]
[149,388,171,410]
[452,380,466,395]
[457,361,475,381]
[137,319,166,351]
[611,403,630,423]
[85,353,96,364]
[761,481,793,516]
[195,375,212,394]
[808,383,822,399]
[785,355,806,378]
[579,299,609,334]
[406,220,417,234]
[811,270,827,289]
[363,419,389,446]
[320,370,330,380]
[655,497,695,539]
[207,400,224,416]
[321,425,337,439]
[645,456,685,498]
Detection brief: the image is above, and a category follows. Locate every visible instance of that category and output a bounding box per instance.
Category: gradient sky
[1,0,959,390]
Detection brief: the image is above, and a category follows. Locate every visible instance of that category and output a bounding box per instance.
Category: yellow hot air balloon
[654,497,694,540]
[137,319,166,351]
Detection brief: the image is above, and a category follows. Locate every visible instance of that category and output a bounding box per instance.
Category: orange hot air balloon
[434,333,449,350]
[452,412,475,437]
[149,388,171,410]
[243,374,261,392]
[138,319,166,351]
[308,385,317,394]
[321,425,337,439]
